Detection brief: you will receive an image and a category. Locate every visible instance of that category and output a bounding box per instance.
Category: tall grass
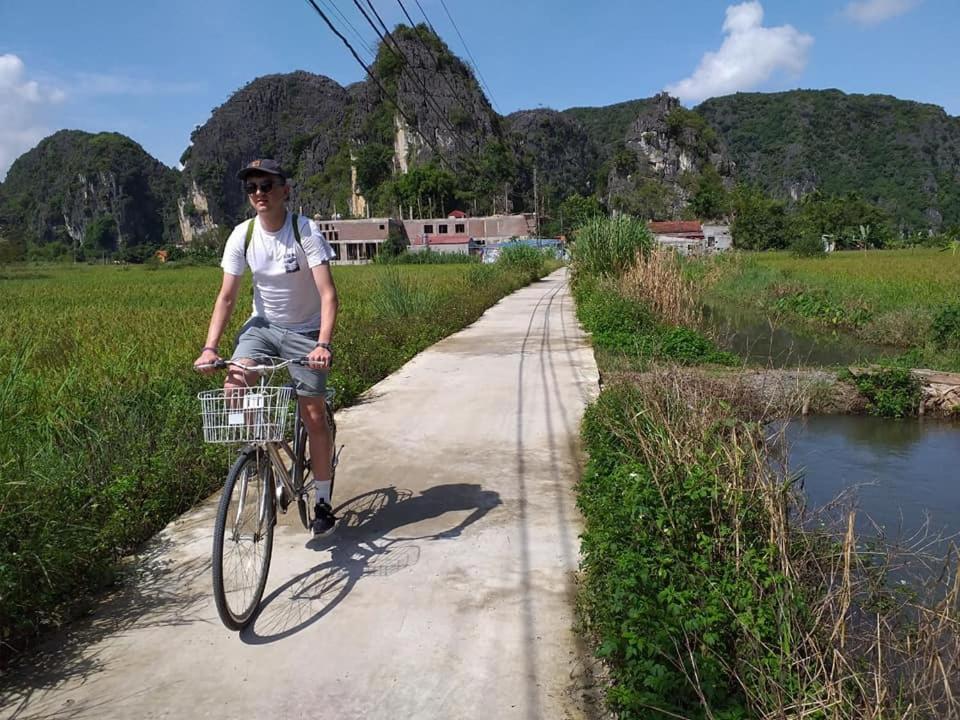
[0,261,546,659]
[580,375,960,718]
[571,215,652,280]
[619,245,702,327]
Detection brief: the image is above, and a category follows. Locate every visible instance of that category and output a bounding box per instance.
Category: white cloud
[844,0,921,25]
[665,1,813,104]
[72,72,201,97]
[0,54,64,180]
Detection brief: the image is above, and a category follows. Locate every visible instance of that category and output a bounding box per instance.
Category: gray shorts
[232,317,328,397]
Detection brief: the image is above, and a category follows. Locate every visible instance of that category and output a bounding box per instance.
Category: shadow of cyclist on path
[241,483,501,644]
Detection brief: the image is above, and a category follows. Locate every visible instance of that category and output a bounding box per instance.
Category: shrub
[496,242,545,282]
[571,215,652,280]
[790,232,826,257]
[931,303,960,349]
[848,367,921,417]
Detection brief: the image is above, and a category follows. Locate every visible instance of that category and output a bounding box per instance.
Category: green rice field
[0,260,543,656]
[705,249,960,369]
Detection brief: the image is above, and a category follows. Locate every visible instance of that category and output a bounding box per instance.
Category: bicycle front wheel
[212,447,275,630]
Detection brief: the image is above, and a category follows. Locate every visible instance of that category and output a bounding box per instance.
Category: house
[404,213,538,255]
[648,221,732,255]
[313,217,408,264]
[702,224,732,252]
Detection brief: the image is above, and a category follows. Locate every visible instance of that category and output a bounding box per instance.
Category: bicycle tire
[212,446,275,630]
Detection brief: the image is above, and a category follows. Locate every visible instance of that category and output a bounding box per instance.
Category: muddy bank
[605,367,960,418]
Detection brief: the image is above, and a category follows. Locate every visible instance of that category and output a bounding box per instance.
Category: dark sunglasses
[244,180,279,195]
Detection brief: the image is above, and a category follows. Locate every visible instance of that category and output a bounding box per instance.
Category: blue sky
[1,0,957,178]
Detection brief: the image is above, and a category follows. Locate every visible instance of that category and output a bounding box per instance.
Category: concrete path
[1,269,601,720]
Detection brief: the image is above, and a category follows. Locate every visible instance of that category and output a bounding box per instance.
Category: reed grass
[571,215,653,280]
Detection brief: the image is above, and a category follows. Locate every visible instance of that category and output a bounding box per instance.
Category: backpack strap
[243,213,304,261]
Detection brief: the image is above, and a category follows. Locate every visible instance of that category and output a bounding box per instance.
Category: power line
[302,0,455,170]
[316,0,377,60]
[435,0,501,114]
[356,0,476,158]
[395,0,482,152]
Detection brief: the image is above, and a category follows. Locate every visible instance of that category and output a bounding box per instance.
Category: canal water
[703,303,893,367]
[780,416,960,547]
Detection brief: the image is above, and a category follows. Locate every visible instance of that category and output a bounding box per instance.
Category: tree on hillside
[86,214,118,254]
[730,185,791,250]
[559,193,604,235]
[688,165,730,221]
[795,191,893,249]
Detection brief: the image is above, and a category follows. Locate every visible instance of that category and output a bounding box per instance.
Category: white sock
[314,480,332,506]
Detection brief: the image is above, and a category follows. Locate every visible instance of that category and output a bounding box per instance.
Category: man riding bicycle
[194,158,340,537]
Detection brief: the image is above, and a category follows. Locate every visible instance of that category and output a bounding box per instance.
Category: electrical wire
[395,0,482,148]
[357,0,477,157]
[435,0,500,114]
[302,0,455,170]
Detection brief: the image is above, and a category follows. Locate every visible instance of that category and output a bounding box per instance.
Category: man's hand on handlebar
[194,348,222,374]
[304,345,333,370]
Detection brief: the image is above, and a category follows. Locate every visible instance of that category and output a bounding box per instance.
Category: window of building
[707,236,716,247]
[379,224,385,230]
[438,224,448,234]
[455,223,465,234]
[424,224,434,234]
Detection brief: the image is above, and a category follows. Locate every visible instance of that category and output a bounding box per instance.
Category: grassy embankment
[572,222,960,718]
[704,249,960,373]
[0,250,548,659]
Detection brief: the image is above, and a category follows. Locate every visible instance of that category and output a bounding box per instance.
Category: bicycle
[197,357,340,630]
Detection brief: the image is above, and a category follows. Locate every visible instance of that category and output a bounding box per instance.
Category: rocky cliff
[0,130,180,256]
[180,71,353,237]
[505,109,599,213]
[596,93,736,218]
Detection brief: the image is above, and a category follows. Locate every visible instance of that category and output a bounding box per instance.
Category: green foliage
[696,89,960,231]
[789,233,826,257]
[688,164,730,221]
[730,184,792,250]
[665,105,719,156]
[86,213,118,252]
[847,367,921,417]
[578,383,788,717]
[795,191,893,249]
[931,303,960,349]
[376,249,477,265]
[574,280,735,367]
[354,143,394,193]
[571,215,652,279]
[557,193,604,237]
[612,145,638,175]
[496,243,546,282]
[610,179,676,221]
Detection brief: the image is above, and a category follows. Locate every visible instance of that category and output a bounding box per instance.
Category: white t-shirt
[221,213,336,331]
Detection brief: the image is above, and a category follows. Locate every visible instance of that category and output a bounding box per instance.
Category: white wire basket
[198,386,293,444]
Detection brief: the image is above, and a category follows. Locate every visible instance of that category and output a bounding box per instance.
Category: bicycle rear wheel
[212,447,275,630]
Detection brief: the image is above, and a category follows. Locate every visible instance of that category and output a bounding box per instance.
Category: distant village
[311,210,732,264]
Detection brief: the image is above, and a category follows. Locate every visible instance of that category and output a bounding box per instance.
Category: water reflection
[704,303,893,367]
[780,415,960,545]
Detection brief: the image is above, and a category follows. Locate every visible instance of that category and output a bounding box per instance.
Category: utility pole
[533,166,539,237]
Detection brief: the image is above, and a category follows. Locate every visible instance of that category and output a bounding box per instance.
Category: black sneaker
[312,501,338,538]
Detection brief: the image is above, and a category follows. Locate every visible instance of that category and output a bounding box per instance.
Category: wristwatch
[316,342,333,352]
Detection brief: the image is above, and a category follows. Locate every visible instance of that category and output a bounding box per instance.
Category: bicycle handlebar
[194,358,310,374]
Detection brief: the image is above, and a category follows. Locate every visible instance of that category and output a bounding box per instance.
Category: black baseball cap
[237,159,286,181]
